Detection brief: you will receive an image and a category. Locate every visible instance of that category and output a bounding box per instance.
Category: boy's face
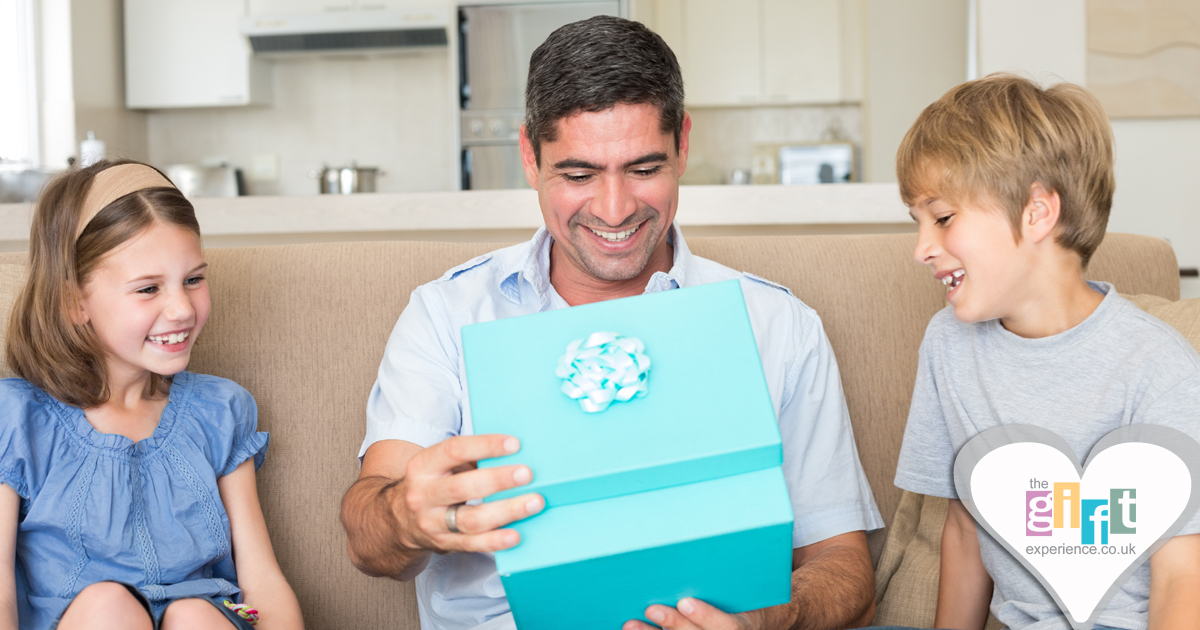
[910,193,1030,324]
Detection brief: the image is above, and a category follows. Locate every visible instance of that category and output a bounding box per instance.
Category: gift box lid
[463,280,782,507]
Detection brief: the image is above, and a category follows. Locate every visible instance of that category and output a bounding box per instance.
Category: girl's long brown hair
[6,159,200,408]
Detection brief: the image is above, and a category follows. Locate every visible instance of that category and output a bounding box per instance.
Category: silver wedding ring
[445,503,465,534]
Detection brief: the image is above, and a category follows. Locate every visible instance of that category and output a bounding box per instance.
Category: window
[0,0,39,166]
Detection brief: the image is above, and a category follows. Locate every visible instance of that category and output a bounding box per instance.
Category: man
[341,15,883,630]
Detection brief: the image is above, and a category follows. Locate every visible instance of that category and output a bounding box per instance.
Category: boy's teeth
[941,269,965,289]
[588,225,639,242]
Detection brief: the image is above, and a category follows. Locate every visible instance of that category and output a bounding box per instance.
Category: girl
[1,160,303,630]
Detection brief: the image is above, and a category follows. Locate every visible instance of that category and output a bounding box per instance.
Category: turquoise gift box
[462,280,794,629]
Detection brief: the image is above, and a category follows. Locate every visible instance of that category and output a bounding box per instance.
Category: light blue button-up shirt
[362,225,883,630]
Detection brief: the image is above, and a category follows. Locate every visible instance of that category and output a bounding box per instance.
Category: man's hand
[341,435,545,581]
[623,531,874,630]
[625,597,754,630]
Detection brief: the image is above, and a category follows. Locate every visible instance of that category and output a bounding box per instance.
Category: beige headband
[77,164,176,240]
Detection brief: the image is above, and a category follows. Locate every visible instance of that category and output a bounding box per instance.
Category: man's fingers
[638,605,700,630]
[443,528,522,554]
[672,599,741,630]
[632,600,739,630]
[451,494,544,535]
[423,464,533,507]
[412,434,520,477]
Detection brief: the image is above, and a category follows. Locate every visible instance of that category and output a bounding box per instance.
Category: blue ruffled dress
[0,372,269,630]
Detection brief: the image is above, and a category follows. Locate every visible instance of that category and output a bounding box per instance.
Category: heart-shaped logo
[954,424,1200,630]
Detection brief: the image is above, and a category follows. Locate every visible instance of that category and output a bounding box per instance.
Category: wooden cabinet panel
[125,0,270,109]
[763,0,842,103]
[682,0,762,106]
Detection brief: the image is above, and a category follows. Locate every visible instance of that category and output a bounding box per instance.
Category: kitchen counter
[0,183,914,251]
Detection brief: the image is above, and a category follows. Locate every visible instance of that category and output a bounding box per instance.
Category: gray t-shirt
[895,282,1200,630]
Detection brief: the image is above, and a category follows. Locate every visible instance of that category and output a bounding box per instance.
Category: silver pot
[311,163,383,194]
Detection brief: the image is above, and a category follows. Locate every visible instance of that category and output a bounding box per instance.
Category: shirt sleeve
[0,381,40,499]
[893,328,958,498]
[361,286,464,458]
[779,305,884,548]
[1136,371,1200,536]
[222,384,268,475]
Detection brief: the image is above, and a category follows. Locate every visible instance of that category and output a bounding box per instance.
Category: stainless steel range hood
[241,8,449,55]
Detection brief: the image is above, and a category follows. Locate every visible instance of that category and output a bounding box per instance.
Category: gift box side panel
[504,522,794,630]
[497,468,795,574]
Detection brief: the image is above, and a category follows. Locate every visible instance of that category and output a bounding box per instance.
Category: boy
[892,74,1200,630]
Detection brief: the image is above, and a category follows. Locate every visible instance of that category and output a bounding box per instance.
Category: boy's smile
[910,194,1028,325]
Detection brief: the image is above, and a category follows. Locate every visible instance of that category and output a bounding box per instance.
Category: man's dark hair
[524,15,684,164]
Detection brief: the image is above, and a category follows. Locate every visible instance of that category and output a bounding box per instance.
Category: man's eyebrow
[552,158,602,171]
[624,152,669,168]
[551,153,670,172]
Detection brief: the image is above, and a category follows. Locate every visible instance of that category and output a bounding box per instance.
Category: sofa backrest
[0,232,1179,630]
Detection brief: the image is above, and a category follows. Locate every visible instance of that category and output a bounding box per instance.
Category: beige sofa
[0,232,1190,629]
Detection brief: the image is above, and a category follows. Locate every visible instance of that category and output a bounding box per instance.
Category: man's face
[520,103,690,283]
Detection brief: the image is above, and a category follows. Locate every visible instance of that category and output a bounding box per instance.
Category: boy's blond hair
[897,73,1115,266]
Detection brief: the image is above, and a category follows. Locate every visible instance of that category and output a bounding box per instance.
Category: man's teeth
[588,225,639,242]
[941,269,965,288]
[149,331,189,345]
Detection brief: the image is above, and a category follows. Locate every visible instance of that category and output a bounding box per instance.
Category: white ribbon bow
[556,332,651,413]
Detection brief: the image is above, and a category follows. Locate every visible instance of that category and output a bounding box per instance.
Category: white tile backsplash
[146,49,455,196]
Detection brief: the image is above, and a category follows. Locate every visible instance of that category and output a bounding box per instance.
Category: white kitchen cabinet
[682,1,761,105]
[638,0,857,107]
[248,0,353,13]
[125,0,271,109]
[248,0,448,12]
[763,0,843,103]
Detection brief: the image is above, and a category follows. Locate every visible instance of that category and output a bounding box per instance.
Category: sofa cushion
[0,263,25,379]
[872,294,1200,627]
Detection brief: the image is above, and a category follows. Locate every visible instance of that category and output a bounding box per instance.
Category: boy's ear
[1022,183,1061,245]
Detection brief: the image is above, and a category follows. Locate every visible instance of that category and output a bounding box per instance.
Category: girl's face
[78,221,210,387]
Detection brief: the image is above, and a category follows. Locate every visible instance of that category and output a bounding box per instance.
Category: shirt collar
[498,223,695,305]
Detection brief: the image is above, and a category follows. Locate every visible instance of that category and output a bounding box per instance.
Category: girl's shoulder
[172,372,256,420]
[169,372,267,476]
[0,378,69,499]
[0,377,64,424]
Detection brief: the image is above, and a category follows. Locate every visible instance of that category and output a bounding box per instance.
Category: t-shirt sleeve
[361,286,463,458]
[894,327,958,498]
[1137,371,1200,536]
[779,305,884,548]
[194,378,269,477]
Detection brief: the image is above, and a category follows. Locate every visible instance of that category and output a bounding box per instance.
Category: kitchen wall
[683,104,861,186]
[145,50,456,196]
[72,0,148,163]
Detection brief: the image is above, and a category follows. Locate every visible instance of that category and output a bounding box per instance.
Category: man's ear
[676,111,692,178]
[1022,183,1061,245]
[518,125,539,190]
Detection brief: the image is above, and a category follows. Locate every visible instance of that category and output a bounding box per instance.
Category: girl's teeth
[150,331,189,344]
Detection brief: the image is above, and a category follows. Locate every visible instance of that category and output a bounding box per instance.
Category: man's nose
[592,174,638,227]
